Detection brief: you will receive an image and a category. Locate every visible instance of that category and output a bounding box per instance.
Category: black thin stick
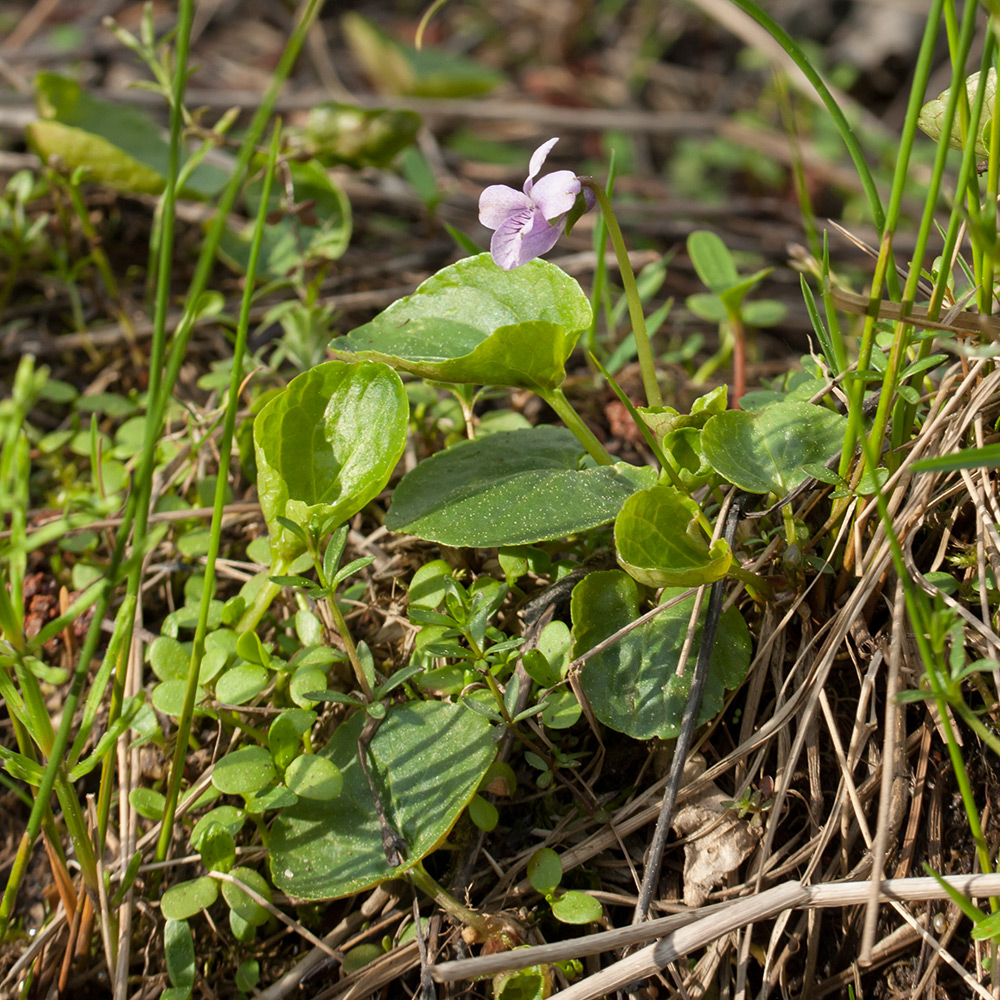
[631,491,750,925]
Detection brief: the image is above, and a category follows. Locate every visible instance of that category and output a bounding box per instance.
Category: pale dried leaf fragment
[672,755,759,907]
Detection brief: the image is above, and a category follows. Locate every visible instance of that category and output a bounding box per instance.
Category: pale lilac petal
[490,209,562,270]
[478,184,532,229]
[530,170,582,220]
[524,137,559,192]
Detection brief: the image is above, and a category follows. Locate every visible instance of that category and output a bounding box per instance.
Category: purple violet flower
[478,137,590,270]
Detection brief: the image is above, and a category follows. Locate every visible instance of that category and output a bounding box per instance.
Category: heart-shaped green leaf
[28,74,227,198]
[701,400,847,495]
[615,485,731,587]
[572,571,751,740]
[269,701,494,900]
[332,254,591,390]
[385,426,655,547]
[253,360,408,560]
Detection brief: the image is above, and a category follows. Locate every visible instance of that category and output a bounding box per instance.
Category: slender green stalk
[579,179,662,407]
[538,387,614,465]
[866,0,974,463]
[895,31,996,447]
[408,860,490,939]
[155,127,283,868]
[584,151,615,362]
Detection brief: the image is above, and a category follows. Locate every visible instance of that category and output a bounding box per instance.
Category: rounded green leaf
[386,426,655,547]
[551,890,602,925]
[253,360,408,559]
[270,702,495,900]
[701,400,847,495]
[541,689,581,730]
[290,664,328,708]
[161,877,219,920]
[212,746,277,796]
[221,867,272,927]
[128,787,166,820]
[468,793,498,832]
[283,753,343,801]
[572,570,751,740]
[229,907,256,943]
[269,708,316,771]
[191,806,245,848]
[152,678,205,718]
[195,823,236,875]
[163,919,195,991]
[332,254,591,390]
[149,636,189,682]
[236,960,261,993]
[342,943,385,974]
[527,847,562,895]
[214,663,269,706]
[614,484,731,587]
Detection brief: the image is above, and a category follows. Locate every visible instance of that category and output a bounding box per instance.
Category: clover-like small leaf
[551,890,603,925]
[163,919,195,996]
[212,746,277,797]
[283,753,343,801]
[221,867,272,927]
[527,847,562,895]
[161,877,219,921]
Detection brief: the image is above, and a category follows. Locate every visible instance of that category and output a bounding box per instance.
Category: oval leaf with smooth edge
[331,254,591,390]
[212,746,277,797]
[221,867,272,927]
[386,426,655,547]
[614,484,731,587]
[701,400,847,495]
[283,753,343,801]
[254,360,408,559]
[572,570,751,741]
[270,701,494,900]
[161,877,219,921]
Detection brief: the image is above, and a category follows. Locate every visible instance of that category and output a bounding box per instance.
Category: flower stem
[580,178,662,408]
[539,388,614,465]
